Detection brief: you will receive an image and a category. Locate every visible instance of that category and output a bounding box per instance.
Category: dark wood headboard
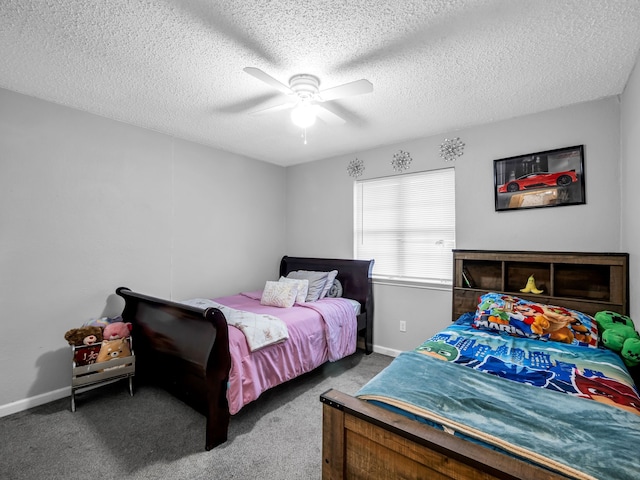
[280,256,373,312]
[279,255,375,353]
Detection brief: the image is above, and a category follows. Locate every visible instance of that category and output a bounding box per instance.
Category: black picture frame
[493,145,585,212]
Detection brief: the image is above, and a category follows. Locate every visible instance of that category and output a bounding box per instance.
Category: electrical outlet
[399,321,406,332]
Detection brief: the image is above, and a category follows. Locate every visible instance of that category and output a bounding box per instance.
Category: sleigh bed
[321,250,639,480]
[116,256,373,450]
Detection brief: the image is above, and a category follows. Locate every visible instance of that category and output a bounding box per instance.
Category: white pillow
[326,278,343,298]
[279,276,309,304]
[260,281,298,308]
[319,270,338,299]
[286,270,329,302]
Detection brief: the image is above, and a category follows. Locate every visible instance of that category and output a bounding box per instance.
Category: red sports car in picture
[498,170,578,193]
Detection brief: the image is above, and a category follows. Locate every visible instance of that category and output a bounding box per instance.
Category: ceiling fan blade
[316,102,367,126]
[171,2,278,65]
[244,67,293,95]
[313,104,347,125]
[317,79,373,102]
[214,92,282,114]
[334,2,522,72]
[249,100,298,116]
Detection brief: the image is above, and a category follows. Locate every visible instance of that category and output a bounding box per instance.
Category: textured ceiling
[2,1,640,167]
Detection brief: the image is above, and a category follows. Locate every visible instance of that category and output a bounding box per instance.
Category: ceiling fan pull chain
[302,128,308,145]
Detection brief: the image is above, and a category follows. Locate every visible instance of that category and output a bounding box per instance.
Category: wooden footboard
[116,287,231,450]
[320,389,571,480]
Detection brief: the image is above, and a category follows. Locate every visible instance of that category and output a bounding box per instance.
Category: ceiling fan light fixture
[243,68,372,129]
[290,103,316,128]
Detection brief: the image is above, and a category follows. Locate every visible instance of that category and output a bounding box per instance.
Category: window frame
[353,167,456,288]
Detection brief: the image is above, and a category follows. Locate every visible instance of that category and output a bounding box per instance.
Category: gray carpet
[0,352,392,480]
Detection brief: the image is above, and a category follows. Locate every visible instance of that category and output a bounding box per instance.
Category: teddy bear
[102,321,132,341]
[64,326,103,346]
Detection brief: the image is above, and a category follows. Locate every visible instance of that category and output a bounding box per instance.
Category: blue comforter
[357,319,640,480]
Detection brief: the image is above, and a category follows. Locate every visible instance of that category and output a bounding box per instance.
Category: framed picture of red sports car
[493,145,585,212]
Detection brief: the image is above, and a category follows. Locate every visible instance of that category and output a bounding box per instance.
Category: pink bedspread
[215,291,357,414]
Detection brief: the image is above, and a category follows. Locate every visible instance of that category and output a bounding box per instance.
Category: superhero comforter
[357,314,640,480]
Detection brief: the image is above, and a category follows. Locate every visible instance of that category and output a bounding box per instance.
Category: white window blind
[354,168,455,284]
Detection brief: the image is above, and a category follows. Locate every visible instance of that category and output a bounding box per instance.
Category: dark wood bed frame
[116,255,374,450]
[321,250,632,480]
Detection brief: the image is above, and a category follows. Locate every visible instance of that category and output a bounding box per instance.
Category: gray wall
[621,53,640,320]
[0,89,286,413]
[286,97,624,355]
[2,50,638,413]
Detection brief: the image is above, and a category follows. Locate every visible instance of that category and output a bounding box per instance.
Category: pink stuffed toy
[102,321,132,341]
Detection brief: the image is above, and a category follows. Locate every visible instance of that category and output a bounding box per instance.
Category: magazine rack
[70,337,135,411]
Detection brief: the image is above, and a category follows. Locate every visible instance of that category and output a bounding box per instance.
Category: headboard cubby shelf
[452,250,629,321]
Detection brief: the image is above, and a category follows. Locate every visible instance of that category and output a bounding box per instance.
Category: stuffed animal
[520,275,543,294]
[96,338,132,363]
[595,310,634,332]
[595,311,640,368]
[102,321,132,341]
[621,338,640,367]
[83,315,123,328]
[64,326,103,346]
[601,325,639,352]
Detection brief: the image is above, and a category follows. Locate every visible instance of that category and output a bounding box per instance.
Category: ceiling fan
[243,67,373,128]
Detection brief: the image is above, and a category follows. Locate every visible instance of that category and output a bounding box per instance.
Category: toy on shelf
[97,337,132,363]
[66,317,135,411]
[64,326,103,346]
[102,321,132,341]
[520,275,543,294]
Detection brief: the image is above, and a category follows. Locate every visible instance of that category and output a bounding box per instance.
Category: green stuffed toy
[601,325,638,351]
[621,338,640,367]
[595,311,640,368]
[595,310,634,332]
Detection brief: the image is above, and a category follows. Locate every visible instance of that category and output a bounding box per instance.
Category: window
[354,168,455,285]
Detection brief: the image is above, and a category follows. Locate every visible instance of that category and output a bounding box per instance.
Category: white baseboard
[372,344,401,357]
[0,387,70,418]
[2,346,401,418]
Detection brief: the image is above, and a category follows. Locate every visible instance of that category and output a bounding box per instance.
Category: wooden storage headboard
[320,249,634,480]
[452,249,629,320]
